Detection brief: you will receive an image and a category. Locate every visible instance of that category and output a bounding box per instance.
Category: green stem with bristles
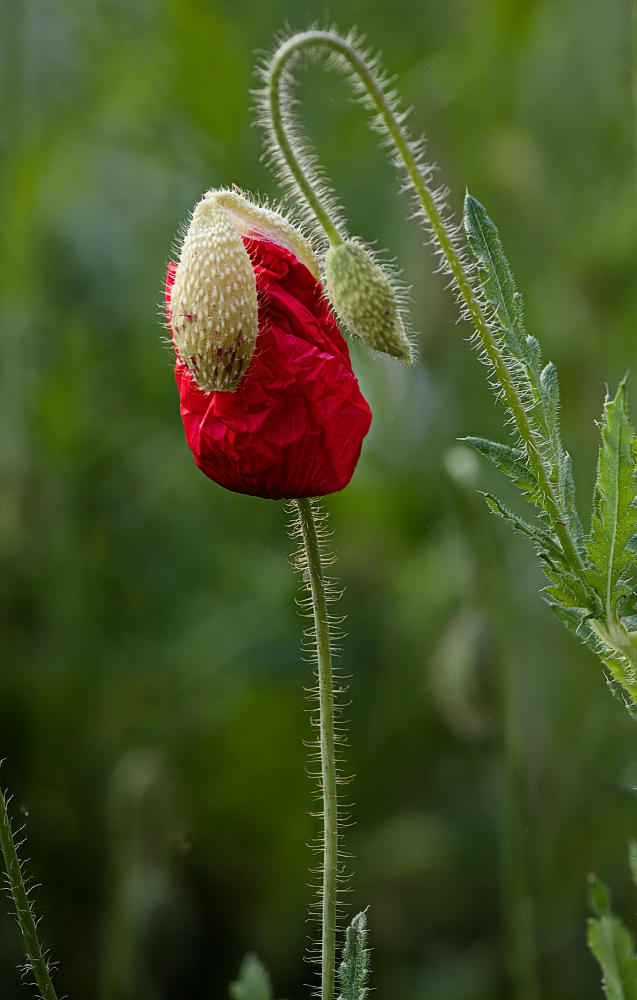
[268,39,343,248]
[266,30,585,579]
[295,498,338,1000]
[0,786,59,1000]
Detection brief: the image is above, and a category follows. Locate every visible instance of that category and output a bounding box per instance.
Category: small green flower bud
[324,242,413,363]
[170,194,259,392]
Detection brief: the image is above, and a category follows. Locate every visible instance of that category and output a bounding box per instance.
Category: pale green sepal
[325,242,413,362]
[338,910,371,1000]
[587,876,637,1000]
[229,954,277,1000]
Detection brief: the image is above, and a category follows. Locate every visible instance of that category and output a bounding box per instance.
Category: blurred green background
[0,0,636,998]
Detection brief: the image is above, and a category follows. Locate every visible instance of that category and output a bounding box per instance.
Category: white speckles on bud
[170,197,259,392]
[325,242,413,363]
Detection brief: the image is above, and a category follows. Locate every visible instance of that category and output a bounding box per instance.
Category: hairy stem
[0,787,59,1000]
[268,40,343,247]
[295,497,338,1000]
[266,31,584,575]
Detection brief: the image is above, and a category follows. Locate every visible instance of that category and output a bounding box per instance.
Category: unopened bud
[324,242,413,363]
[169,195,259,392]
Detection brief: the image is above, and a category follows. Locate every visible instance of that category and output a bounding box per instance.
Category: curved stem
[268,41,343,247]
[295,498,338,1000]
[267,31,584,576]
[0,787,59,1000]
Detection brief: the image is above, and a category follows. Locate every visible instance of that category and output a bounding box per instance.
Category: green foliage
[629,841,637,889]
[229,954,277,1000]
[588,874,637,1000]
[338,911,371,1000]
[0,1,635,998]
[585,387,637,624]
[463,196,637,715]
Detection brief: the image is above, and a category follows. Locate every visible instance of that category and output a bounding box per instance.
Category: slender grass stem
[295,497,338,1000]
[266,31,584,577]
[0,786,59,1000]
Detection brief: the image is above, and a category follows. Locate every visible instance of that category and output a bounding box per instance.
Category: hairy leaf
[464,195,586,548]
[588,876,637,1000]
[338,911,371,1000]
[464,436,539,498]
[585,384,637,625]
[481,493,563,564]
[464,195,527,361]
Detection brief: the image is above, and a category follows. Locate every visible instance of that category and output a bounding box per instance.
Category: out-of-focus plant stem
[295,497,338,1000]
[0,786,59,1000]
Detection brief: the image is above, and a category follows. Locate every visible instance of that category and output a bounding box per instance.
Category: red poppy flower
[165,237,372,500]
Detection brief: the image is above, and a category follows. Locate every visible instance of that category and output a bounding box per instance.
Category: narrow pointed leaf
[464,436,539,498]
[338,911,371,1000]
[482,493,563,562]
[587,877,637,1000]
[464,195,527,360]
[585,384,637,624]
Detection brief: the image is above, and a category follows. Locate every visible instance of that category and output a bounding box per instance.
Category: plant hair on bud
[170,193,259,392]
[169,189,320,393]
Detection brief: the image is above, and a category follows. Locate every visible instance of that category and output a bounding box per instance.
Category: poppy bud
[165,223,372,499]
[324,241,413,363]
[169,195,258,391]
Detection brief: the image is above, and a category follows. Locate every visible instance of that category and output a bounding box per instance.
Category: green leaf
[338,911,371,1000]
[230,955,275,1000]
[464,436,539,498]
[481,493,564,565]
[587,876,637,1000]
[464,195,586,548]
[464,195,527,361]
[589,874,612,917]
[585,384,637,624]
[539,362,560,439]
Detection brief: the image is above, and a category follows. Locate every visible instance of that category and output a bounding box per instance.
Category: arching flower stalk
[259,23,637,1000]
[259,27,637,725]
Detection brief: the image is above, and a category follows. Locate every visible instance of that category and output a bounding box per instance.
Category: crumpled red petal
[165,238,372,500]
